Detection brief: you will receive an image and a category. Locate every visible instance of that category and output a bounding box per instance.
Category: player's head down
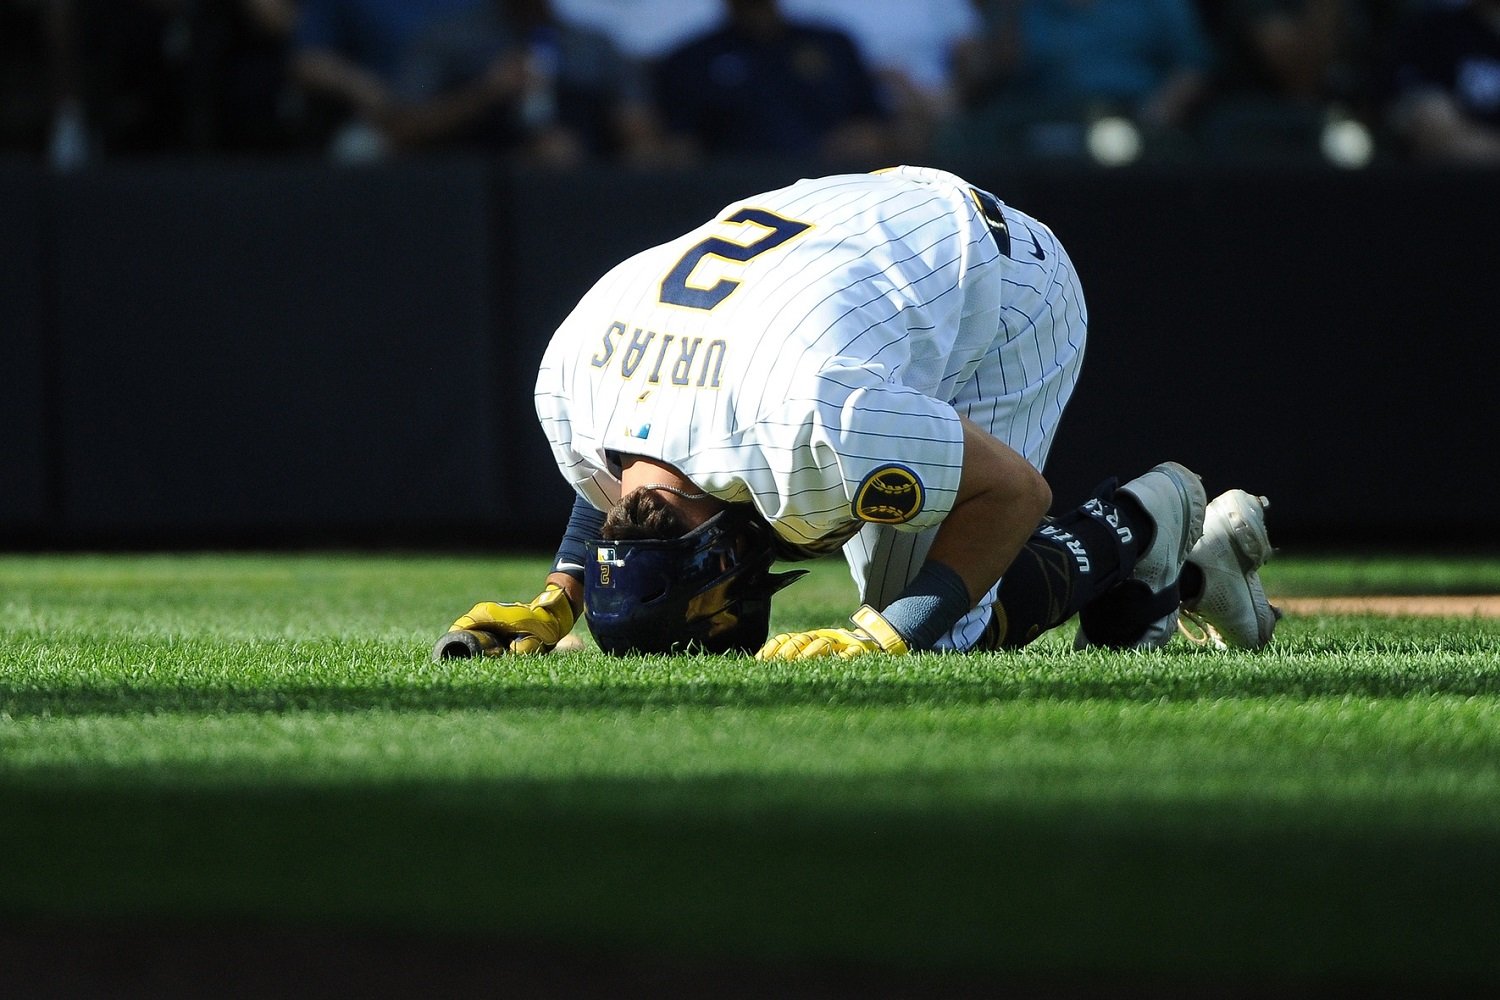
[584,503,804,655]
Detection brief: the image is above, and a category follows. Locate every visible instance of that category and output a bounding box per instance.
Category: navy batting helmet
[584,507,805,655]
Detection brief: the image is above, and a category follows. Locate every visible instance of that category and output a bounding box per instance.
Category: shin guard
[982,480,1142,649]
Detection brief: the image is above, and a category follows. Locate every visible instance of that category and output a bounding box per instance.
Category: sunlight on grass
[4,551,1500,983]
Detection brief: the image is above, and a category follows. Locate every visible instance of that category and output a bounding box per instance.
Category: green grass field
[4,551,1500,994]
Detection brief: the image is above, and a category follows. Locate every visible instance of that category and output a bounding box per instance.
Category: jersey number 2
[660,208,811,311]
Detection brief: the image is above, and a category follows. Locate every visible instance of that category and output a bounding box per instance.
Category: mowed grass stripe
[6,697,1500,828]
[3,552,1500,985]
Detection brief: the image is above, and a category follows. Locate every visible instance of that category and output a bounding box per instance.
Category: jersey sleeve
[534,324,623,514]
[749,367,965,548]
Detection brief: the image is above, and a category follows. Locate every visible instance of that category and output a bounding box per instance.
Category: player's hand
[432,584,577,661]
[755,605,910,661]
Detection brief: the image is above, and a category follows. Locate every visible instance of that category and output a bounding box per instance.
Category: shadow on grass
[6,660,1500,718]
[4,770,1500,993]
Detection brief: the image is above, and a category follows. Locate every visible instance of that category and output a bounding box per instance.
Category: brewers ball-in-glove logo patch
[853,465,924,524]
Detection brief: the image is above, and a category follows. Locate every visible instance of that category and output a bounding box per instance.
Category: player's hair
[602,487,689,541]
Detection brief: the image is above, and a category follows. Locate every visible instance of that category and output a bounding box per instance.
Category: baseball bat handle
[431,628,501,662]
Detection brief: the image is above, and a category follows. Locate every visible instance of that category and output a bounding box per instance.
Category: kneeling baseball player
[435,166,1278,661]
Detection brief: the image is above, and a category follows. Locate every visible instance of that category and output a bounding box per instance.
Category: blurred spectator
[484,0,670,164]
[2,2,49,156]
[1388,0,1500,164]
[534,0,723,164]
[292,0,653,165]
[11,1,307,164]
[292,0,511,161]
[780,0,984,155]
[41,0,200,170]
[548,0,723,64]
[199,0,307,153]
[946,0,1214,163]
[1195,1,1387,164]
[652,0,895,165]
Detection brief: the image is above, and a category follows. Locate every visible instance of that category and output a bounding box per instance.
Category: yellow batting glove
[755,605,910,661]
[432,584,577,661]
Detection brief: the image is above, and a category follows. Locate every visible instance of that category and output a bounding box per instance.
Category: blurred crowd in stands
[3,0,1498,171]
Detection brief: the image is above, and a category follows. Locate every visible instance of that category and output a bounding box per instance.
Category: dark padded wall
[1,159,1494,549]
[0,164,49,532]
[47,160,504,544]
[976,165,1495,545]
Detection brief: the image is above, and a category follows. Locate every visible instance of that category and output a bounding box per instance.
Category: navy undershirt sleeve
[552,494,606,583]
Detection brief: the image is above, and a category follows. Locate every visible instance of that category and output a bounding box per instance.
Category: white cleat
[1076,461,1207,650]
[1178,490,1281,650]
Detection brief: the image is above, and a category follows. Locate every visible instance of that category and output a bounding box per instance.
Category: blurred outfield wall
[2,157,1494,551]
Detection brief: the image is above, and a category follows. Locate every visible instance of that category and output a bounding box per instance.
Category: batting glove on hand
[432,584,576,661]
[755,605,910,661]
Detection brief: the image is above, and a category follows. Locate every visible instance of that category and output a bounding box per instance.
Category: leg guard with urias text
[977,479,1152,649]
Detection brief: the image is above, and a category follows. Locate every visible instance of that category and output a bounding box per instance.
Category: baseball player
[435,165,1278,661]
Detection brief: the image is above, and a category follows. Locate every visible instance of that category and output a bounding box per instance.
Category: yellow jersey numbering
[854,465,924,524]
[591,321,728,388]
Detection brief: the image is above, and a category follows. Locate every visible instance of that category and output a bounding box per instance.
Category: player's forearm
[381,76,516,147]
[1141,70,1206,129]
[923,418,1051,607]
[242,0,298,35]
[293,50,391,116]
[546,495,605,618]
[1406,97,1500,164]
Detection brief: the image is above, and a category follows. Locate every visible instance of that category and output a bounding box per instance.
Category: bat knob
[432,629,499,662]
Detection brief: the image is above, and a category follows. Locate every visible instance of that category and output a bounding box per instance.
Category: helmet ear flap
[768,570,808,595]
[700,568,808,653]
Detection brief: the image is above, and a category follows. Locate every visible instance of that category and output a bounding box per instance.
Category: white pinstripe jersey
[535,165,1075,557]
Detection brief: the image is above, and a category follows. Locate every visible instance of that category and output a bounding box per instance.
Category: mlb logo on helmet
[595,546,621,587]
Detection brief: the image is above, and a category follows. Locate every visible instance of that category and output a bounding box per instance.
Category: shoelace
[1177,603,1284,649]
[1177,610,1227,650]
